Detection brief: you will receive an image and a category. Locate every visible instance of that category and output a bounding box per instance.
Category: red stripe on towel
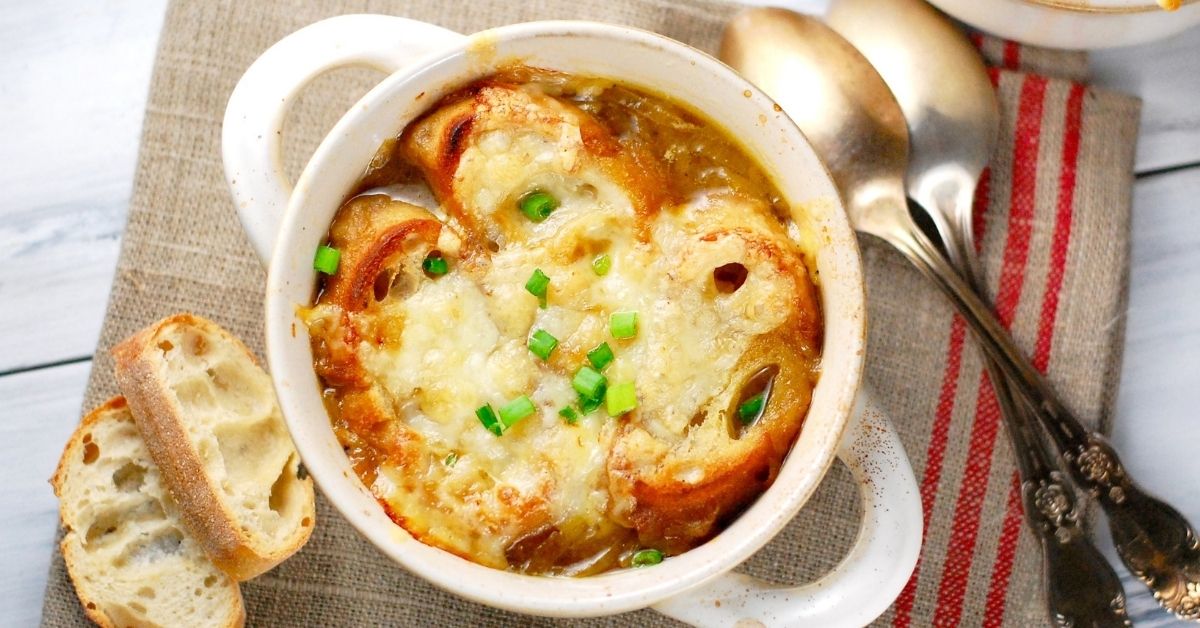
[932,74,1048,627]
[1033,82,1086,372]
[891,315,969,628]
[982,81,1087,625]
[1003,41,1022,70]
[890,55,1010,628]
[982,472,1026,628]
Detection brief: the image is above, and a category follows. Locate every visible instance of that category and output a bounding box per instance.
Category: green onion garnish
[528,329,558,361]
[558,406,579,424]
[592,254,612,276]
[587,342,614,371]
[606,381,638,417]
[518,189,559,222]
[738,393,766,425]
[313,245,340,275]
[610,311,638,339]
[572,366,608,400]
[475,404,503,436]
[579,394,603,414]
[631,548,663,567]
[499,395,536,428]
[525,269,550,308]
[444,452,458,467]
[422,253,449,276]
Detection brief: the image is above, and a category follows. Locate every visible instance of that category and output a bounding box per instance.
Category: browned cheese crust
[304,73,823,572]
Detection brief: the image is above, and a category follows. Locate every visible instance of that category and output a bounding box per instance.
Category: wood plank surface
[0,0,168,373]
[1105,166,1200,628]
[1092,26,1200,174]
[0,361,92,628]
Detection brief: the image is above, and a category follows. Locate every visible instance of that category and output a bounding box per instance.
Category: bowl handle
[653,388,923,627]
[221,15,465,265]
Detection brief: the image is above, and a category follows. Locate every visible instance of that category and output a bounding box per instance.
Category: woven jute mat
[40,1,1140,625]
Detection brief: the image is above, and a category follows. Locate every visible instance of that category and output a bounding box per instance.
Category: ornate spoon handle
[989,369,1130,626]
[940,203,1129,627]
[870,210,1200,621]
[1003,358,1200,620]
[1059,433,1200,620]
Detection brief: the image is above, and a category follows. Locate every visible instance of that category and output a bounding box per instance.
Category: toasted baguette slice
[112,314,315,580]
[52,397,245,628]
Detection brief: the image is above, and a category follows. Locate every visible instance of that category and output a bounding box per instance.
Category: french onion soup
[300,67,823,576]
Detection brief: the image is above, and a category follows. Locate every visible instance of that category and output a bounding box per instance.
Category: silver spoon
[826,3,1200,622]
[721,8,1200,622]
[825,1,1128,625]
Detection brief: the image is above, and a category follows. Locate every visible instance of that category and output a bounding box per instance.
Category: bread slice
[52,397,245,628]
[112,314,315,580]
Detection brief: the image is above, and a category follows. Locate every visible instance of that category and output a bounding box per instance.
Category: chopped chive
[313,245,340,275]
[422,253,449,276]
[572,366,608,400]
[606,381,638,417]
[525,269,550,308]
[587,342,615,371]
[528,329,559,361]
[444,452,458,467]
[499,395,536,428]
[475,404,503,436]
[592,254,612,276]
[518,189,559,222]
[610,311,638,339]
[558,406,579,424]
[579,394,603,414]
[631,548,663,567]
[738,393,766,425]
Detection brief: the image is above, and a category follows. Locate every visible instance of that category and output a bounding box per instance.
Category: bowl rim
[1016,0,1194,13]
[263,19,867,616]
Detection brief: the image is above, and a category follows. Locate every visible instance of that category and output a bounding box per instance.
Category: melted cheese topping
[304,71,822,574]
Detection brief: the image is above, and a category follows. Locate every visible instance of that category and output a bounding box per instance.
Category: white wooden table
[2,1,1197,626]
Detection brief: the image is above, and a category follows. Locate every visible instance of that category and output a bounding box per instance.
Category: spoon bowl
[827,0,999,271]
[720,9,910,239]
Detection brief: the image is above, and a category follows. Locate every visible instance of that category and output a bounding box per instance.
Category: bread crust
[57,538,247,628]
[401,81,668,250]
[53,397,246,628]
[51,396,127,498]
[112,313,315,581]
[605,225,822,549]
[53,398,126,628]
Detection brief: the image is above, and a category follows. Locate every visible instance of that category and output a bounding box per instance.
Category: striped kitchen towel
[881,35,1137,627]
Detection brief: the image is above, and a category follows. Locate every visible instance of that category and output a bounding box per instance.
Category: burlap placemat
[40,1,1140,625]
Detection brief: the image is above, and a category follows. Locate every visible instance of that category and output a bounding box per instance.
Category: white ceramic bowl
[926,0,1200,49]
[222,16,922,626]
